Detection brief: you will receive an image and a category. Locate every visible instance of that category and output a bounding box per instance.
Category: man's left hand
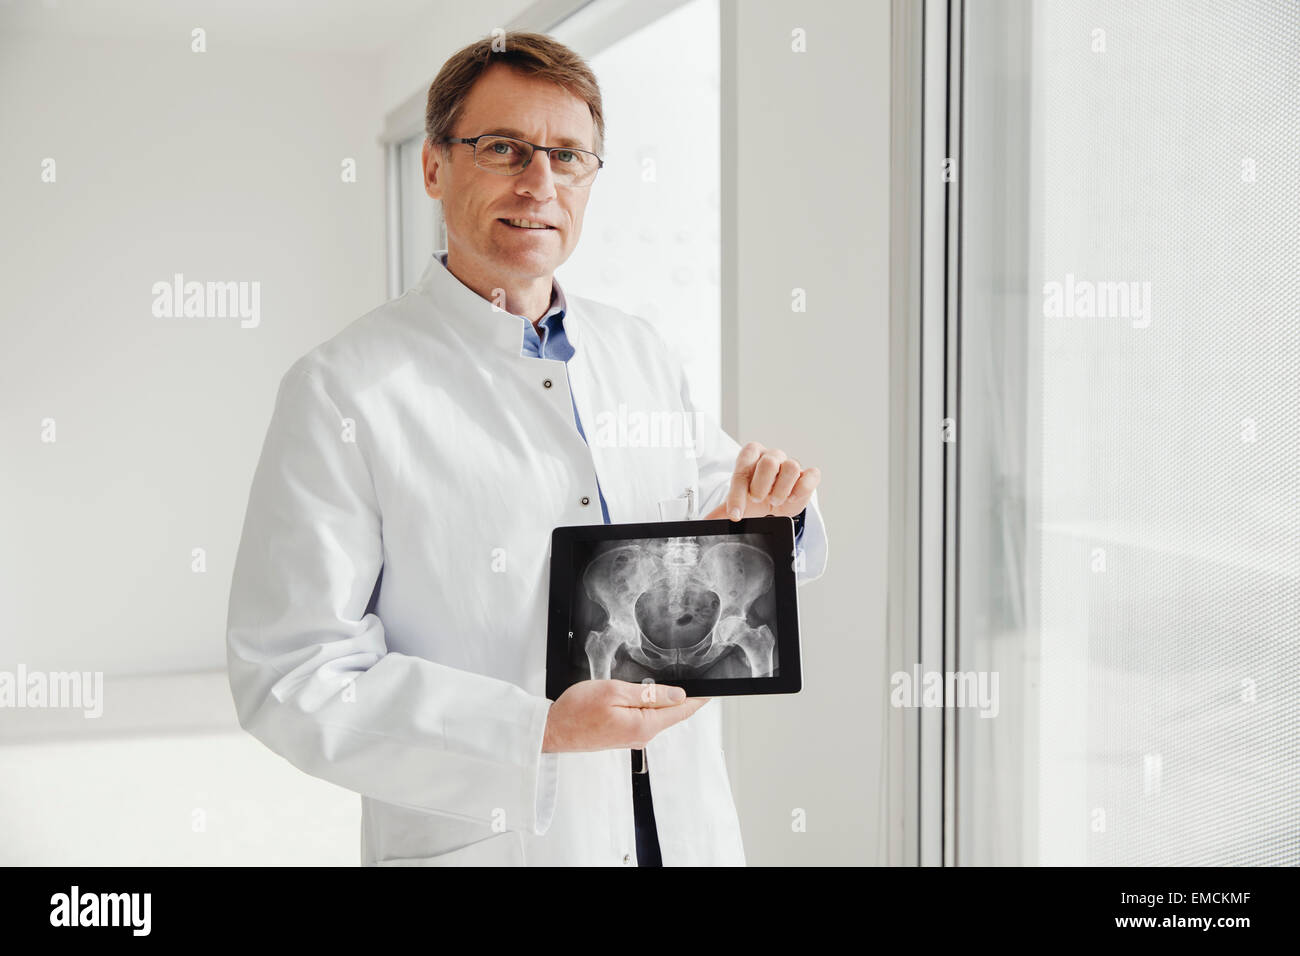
[703,441,822,522]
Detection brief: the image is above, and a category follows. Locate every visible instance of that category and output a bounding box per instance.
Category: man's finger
[768,458,801,507]
[749,450,787,502]
[726,443,764,520]
[784,467,822,511]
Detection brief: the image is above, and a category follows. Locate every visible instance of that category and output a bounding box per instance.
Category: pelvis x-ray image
[569,533,780,682]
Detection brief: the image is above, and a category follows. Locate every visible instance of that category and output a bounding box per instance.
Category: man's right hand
[541,680,710,753]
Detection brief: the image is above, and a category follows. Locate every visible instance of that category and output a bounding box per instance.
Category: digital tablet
[547,516,802,699]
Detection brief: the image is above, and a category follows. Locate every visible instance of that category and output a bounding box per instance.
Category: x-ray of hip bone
[568,533,779,682]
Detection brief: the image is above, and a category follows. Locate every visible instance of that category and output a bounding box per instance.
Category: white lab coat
[225,254,829,866]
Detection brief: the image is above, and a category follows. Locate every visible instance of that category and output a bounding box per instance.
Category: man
[226,32,828,867]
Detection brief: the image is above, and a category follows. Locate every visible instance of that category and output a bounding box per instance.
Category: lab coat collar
[415,251,583,354]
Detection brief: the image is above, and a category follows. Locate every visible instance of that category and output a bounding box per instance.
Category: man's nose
[516,151,557,201]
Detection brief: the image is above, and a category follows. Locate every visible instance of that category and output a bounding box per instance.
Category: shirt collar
[415,251,583,353]
[436,250,567,328]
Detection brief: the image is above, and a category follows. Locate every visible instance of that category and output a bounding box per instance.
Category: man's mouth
[499,218,556,230]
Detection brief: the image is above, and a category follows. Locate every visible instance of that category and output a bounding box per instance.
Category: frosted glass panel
[957,0,1299,865]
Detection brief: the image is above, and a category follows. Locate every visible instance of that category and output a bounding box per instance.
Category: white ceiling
[0,0,487,54]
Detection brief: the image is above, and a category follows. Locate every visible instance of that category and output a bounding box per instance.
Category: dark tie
[631,748,662,866]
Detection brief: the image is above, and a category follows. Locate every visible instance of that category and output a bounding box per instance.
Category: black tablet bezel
[546,515,803,700]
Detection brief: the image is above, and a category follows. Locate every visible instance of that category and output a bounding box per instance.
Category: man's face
[423,64,597,282]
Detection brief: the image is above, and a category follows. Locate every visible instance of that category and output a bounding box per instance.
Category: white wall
[0,30,386,675]
[722,0,892,866]
[0,672,358,865]
[374,0,535,115]
[0,17,391,865]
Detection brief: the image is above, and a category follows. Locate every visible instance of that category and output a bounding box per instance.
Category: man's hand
[542,680,710,753]
[703,441,822,521]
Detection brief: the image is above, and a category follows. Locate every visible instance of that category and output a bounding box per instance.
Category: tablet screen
[548,517,802,698]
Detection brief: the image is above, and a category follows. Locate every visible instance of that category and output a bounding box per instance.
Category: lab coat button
[581,496,590,505]
[622,853,632,865]
[543,378,553,388]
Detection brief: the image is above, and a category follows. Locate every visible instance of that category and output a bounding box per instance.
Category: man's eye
[491,141,517,155]
[554,149,576,163]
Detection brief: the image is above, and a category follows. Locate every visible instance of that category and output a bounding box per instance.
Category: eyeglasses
[441,134,604,187]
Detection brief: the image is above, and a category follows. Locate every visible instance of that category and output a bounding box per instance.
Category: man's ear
[422,138,445,200]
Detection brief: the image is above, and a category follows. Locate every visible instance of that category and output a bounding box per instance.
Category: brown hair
[425,32,605,156]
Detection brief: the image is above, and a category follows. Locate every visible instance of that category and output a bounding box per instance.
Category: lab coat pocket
[375,830,525,867]
[657,486,698,521]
